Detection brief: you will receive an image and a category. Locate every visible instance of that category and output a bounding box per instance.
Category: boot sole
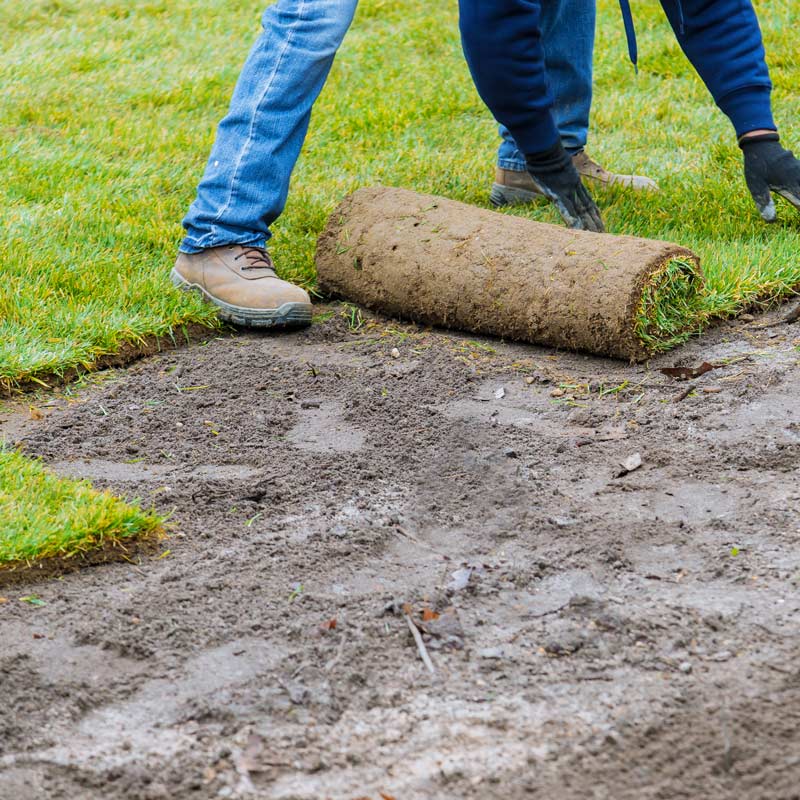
[170,268,313,329]
[489,183,544,208]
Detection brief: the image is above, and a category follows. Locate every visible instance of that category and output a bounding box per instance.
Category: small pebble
[390,347,400,359]
[550,388,565,398]
[679,661,693,674]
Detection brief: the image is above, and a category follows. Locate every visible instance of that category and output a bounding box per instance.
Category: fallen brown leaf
[320,618,337,631]
[660,362,717,381]
[29,406,44,420]
[421,607,440,622]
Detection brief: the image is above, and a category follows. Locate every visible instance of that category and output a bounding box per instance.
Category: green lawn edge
[0,448,164,569]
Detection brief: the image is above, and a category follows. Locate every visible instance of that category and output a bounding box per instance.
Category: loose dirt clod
[316,186,703,361]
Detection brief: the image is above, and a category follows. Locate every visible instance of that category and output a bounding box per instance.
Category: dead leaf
[421,607,440,622]
[660,362,717,381]
[0,597,8,604]
[615,452,643,478]
[447,563,486,592]
[380,793,398,800]
[29,406,44,420]
[320,618,337,631]
[418,606,465,648]
[448,566,474,592]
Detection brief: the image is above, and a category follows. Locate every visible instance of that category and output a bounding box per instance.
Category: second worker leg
[491,0,658,207]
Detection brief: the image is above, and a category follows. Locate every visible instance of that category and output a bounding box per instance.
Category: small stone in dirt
[740,314,755,322]
[679,661,693,674]
[615,452,643,478]
[550,388,565,398]
[494,386,506,399]
[707,650,733,662]
[285,682,309,705]
[525,376,536,385]
[503,447,518,459]
[390,347,400,359]
[544,635,584,656]
[549,515,577,528]
[479,646,506,660]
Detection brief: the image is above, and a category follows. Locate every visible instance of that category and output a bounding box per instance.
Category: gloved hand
[740,132,800,222]
[526,141,605,232]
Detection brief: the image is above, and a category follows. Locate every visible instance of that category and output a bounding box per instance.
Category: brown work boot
[171,245,312,329]
[490,167,545,207]
[490,151,659,207]
[572,151,660,191]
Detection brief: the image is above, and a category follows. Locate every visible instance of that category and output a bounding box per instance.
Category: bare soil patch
[1,305,799,800]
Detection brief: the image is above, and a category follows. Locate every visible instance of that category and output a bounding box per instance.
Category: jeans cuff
[179,233,267,255]
[498,146,585,171]
[497,158,527,172]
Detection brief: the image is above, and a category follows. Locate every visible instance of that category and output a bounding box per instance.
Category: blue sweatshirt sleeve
[458,0,560,155]
[659,0,775,137]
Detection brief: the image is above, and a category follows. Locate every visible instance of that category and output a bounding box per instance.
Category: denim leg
[497,0,595,171]
[181,0,358,253]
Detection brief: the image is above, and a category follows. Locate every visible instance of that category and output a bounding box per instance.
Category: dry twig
[405,614,436,675]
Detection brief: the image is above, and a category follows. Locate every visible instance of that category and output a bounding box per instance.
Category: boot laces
[235,247,275,272]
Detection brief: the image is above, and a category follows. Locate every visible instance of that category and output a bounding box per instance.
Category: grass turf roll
[316,186,704,361]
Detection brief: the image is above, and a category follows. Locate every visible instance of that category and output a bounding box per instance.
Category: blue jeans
[496,0,596,172]
[181,0,593,252]
[181,0,358,253]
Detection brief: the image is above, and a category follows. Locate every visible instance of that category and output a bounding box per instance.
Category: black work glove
[740,132,800,222]
[526,141,605,232]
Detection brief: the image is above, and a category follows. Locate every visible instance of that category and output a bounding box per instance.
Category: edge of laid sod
[0,448,165,581]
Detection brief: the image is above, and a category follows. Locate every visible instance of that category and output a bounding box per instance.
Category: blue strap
[618,0,639,72]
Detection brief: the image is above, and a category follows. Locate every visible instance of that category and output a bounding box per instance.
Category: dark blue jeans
[498,0,595,170]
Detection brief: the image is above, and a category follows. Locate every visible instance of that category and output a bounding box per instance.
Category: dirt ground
[1,303,799,800]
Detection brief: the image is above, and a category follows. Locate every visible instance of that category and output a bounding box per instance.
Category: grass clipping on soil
[0,449,163,573]
[316,187,704,361]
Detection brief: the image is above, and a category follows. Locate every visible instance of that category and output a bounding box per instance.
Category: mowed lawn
[1,0,798,561]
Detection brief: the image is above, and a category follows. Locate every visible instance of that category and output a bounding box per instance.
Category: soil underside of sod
[1,304,799,800]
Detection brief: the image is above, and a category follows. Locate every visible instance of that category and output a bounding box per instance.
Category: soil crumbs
[1,304,799,800]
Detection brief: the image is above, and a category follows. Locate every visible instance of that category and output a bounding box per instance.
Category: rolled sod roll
[316,186,703,361]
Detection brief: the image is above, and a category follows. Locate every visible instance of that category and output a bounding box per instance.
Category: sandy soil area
[1,304,799,800]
